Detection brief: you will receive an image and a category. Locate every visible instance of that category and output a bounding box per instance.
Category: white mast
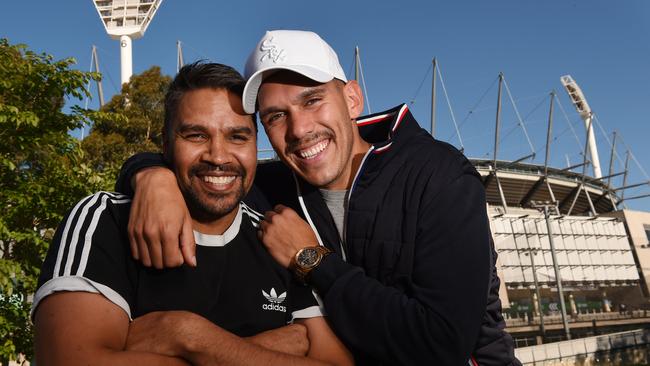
[93,0,163,86]
[560,75,603,179]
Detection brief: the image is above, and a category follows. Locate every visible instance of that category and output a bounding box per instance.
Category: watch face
[297,247,320,268]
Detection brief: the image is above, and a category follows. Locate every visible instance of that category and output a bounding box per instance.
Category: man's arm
[35,292,338,366]
[116,153,278,269]
[125,311,350,366]
[115,152,168,197]
[260,174,491,365]
[34,292,188,366]
[296,317,354,366]
[246,323,310,356]
[114,152,193,268]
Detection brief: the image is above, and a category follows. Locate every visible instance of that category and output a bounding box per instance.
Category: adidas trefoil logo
[262,287,287,313]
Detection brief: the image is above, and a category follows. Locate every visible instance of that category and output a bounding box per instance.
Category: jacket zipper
[292,145,375,262]
[342,145,376,259]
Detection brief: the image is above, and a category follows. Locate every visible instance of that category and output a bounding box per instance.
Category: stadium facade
[475,158,650,346]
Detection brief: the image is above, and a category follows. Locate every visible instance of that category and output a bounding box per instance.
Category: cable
[94,46,119,94]
[499,94,549,156]
[592,114,626,169]
[554,94,584,151]
[181,41,211,61]
[357,51,371,114]
[617,134,650,180]
[436,62,463,150]
[447,75,499,142]
[409,63,432,105]
[502,77,535,154]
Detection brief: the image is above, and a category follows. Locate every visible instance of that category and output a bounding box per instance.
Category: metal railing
[515,328,650,365]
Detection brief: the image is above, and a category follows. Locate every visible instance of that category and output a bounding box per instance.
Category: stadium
[86,1,650,364]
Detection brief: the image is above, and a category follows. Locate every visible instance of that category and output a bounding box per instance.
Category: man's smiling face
[258,72,364,190]
[168,87,256,222]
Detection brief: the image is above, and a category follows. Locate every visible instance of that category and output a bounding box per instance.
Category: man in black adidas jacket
[117,30,520,365]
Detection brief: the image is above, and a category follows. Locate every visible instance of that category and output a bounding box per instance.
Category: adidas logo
[262,287,287,313]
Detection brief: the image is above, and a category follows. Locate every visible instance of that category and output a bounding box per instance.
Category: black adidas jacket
[116,104,520,366]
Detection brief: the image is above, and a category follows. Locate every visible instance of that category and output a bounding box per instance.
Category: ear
[342,80,364,119]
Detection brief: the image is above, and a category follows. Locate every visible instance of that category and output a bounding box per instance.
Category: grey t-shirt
[318,189,348,242]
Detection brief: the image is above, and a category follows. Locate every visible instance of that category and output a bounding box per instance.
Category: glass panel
[522,266,534,283]
[579,251,592,265]
[590,251,603,265]
[567,251,580,265]
[594,266,606,280]
[560,266,573,281]
[572,266,585,282]
[563,236,577,250]
[525,219,538,234]
[572,221,584,235]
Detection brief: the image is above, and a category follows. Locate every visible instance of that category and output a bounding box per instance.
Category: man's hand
[247,324,310,356]
[126,311,333,366]
[258,205,319,268]
[128,167,196,268]
[126,311,204,358]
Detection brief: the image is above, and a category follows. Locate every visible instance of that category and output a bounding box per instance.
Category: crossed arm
[35,291,352,366]
[122,164,491,364]
[35,292,187,366]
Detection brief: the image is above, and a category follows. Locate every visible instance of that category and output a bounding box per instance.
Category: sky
[2,0,650,211]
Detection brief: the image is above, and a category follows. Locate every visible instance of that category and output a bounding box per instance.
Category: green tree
[82,66,170,184]
[0,38,106,360]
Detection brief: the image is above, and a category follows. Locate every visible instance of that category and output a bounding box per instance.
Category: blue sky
[2,0,650,211]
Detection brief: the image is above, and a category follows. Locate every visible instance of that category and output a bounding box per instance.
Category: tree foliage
[0,38,106,360]
[0,39,170,360]
[82,66,169,183]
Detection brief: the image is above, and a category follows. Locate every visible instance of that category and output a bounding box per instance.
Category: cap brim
[243,65,336,114]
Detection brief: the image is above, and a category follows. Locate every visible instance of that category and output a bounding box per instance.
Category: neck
[343,135,371,189]
[190,206,239,235]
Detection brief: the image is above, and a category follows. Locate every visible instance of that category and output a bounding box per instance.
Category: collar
[355,104,411,154]
[192,204,242,247]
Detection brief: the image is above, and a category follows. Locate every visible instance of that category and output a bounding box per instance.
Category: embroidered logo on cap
[259,37,286,63]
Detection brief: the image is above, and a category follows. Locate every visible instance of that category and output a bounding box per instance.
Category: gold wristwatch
[289,246,332,283]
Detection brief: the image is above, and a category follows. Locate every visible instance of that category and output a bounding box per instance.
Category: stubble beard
[179,165,247,222]
[183,183,245,222]
[285,129,346,188]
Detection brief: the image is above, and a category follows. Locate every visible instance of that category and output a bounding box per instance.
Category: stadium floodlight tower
[93,0,163,86]
[561,75,603,179]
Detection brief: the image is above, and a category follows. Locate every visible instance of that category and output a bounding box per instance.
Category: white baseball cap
[242,30,348,114]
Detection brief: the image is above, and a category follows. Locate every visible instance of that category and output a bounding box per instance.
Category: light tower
[560,75,603,179]
[93,0,163,86]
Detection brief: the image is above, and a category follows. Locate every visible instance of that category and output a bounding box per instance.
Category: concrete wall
[515,328,650,365]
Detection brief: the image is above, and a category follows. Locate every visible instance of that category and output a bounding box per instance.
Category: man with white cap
[118,30,520,365]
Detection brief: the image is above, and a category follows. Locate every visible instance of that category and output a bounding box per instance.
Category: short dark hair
[163,61,257,147]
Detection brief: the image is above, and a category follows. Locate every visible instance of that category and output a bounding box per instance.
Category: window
[644,225,650,244]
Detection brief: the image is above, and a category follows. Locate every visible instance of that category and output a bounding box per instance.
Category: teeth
[298,140,329,159]
[203,176,236,185]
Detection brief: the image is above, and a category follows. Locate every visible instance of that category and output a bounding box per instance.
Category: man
[32,62,352,365]
[119,31,520,365]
